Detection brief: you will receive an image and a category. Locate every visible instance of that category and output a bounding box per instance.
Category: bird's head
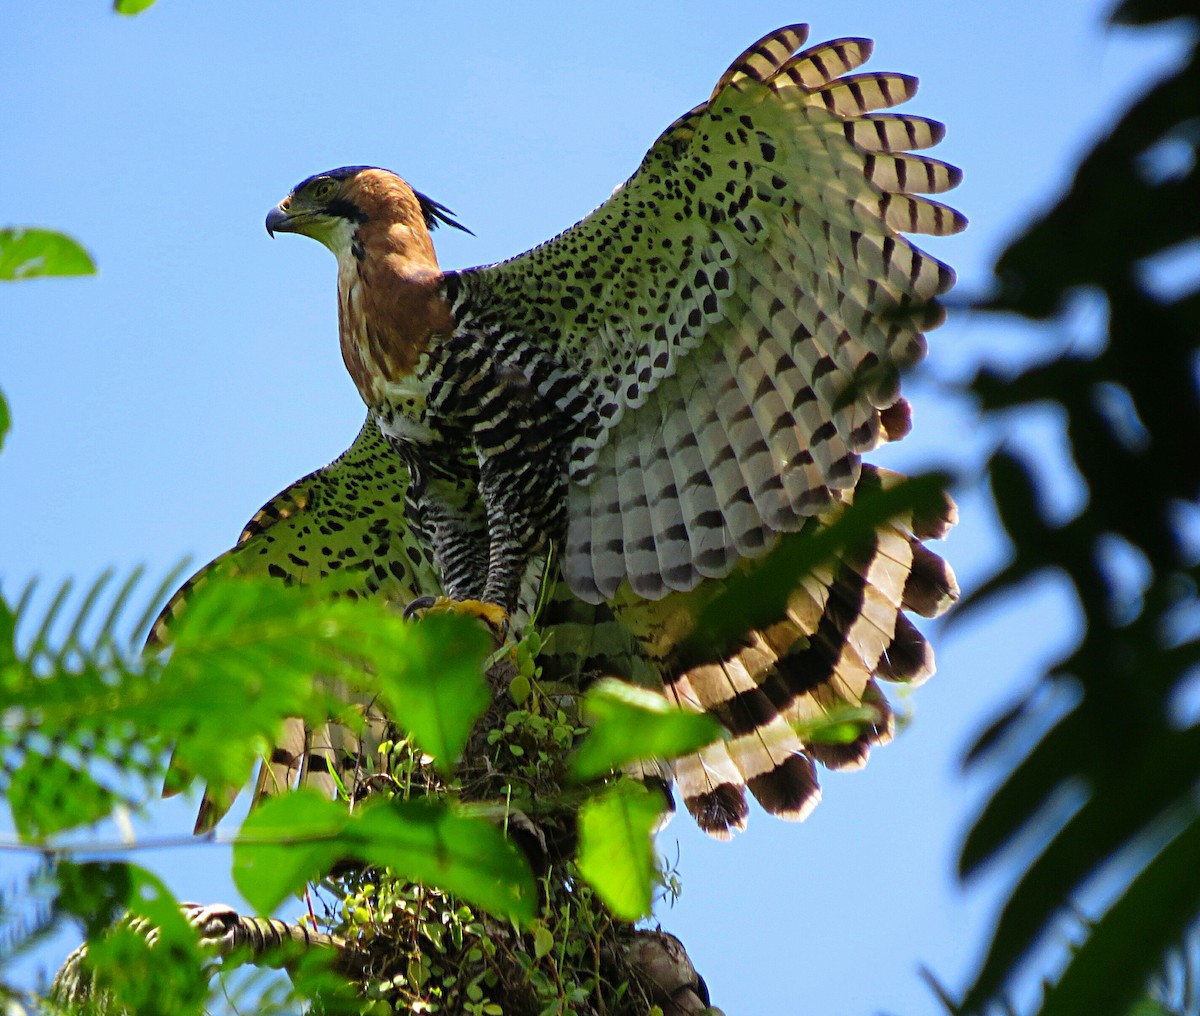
[265,166,472,260]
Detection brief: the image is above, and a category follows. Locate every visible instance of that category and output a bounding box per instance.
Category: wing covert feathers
[450,25,964,605]
[155,418,441,834]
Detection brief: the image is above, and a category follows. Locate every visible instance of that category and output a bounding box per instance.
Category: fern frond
[2,566,190,840]
[24,578,72,665]
[0,864,56,969]
[1,567,488,844]
[127,559,190,653]
[9,564,185,670]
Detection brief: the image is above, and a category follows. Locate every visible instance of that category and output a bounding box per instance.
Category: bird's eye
[311,179,336,202]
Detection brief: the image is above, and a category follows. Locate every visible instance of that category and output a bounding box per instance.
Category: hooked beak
[265,204,296,237]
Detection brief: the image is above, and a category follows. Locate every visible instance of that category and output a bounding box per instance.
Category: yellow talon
[405,596,510,639]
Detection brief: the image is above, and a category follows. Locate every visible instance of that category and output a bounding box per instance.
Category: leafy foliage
[1,567,187,840]
[571,678,723,783]
[113,0,157,14]
[161,575,493,799]
[58,863,211,1015]
[234,792,536,923]
[0,229,95,281]
[0,570,493,842]
[954,4,1200,1012]
[372,613,492,777]
[576,780,664,922]
[0,568,696,1011]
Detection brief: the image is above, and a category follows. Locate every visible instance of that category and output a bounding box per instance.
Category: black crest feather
[413,190,474,235]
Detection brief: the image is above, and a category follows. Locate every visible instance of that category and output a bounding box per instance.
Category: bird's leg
[476,447,566,622]
[401,469,507,633]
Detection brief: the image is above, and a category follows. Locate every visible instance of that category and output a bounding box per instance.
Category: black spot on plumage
[711,443,737,468]
[811,421,837,445]
[730,404,755,426]
[812,356,838,382]
[769,415,794,439]
[708,686,779,735]
[696,546,731,571]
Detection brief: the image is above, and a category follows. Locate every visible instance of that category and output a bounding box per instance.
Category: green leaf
[8,753,121,840]
[160,575,396,791]
[959,714,1090,878]
[374,612,491,776]
[233,791,351,913]
[55,862,135,938]
[533,923,555,960]
[114,0,157,13]
[0,388,9,452]
[354,801,535,925]
[576,780,663,921]
[1125,1001,1175,1016]
[234,792,536,924]
[0,228,95,280]
[0,591,14,668]
[572,678,723,782]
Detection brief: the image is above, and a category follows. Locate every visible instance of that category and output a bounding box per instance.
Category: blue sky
[2,4,1191,1013]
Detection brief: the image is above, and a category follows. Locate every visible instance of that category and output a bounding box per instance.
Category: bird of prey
[162,24,962,837]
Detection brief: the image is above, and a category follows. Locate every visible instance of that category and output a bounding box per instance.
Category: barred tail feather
[187,695,389,836]
[615,465,957,837]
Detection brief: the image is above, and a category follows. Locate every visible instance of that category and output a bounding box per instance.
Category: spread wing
[153,416,442,832]
[151,416,440,643]
[446,25,965,604]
